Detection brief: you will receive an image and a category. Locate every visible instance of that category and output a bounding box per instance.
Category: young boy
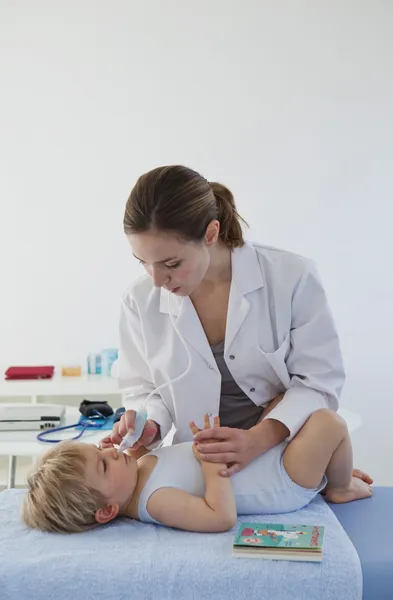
[21,408,372,534]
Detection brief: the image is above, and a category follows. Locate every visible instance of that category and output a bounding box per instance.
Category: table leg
[7,456,17,489]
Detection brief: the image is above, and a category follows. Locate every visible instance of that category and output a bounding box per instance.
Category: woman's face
[127,229,215,296]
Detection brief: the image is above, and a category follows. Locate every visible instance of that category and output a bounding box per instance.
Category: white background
[0,1,392,484]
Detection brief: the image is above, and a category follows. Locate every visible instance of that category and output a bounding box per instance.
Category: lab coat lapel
[225,281,250,351]
[225,242,264,351]
[159,290,215,368]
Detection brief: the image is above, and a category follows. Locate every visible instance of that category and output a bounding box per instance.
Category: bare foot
[320,468,373,496]
[325,475,373,504]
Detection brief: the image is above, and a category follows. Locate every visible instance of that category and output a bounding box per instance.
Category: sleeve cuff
[264,386,334,440]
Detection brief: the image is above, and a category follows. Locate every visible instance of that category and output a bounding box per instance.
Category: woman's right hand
[99,410,160,450]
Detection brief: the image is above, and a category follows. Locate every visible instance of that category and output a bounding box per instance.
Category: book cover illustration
[234,523,325,550]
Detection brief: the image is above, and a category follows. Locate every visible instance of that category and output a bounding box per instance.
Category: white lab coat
[118,241,345,446]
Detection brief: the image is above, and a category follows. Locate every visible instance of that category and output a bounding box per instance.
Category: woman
[102,164,346,478]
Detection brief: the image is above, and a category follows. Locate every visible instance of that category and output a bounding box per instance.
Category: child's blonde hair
[21,440,106,534]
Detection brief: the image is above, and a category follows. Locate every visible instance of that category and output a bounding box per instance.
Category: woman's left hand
[193,425,259,477]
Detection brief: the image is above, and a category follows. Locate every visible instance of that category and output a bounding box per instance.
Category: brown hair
[21,441,107,534]
[123,165,248,249]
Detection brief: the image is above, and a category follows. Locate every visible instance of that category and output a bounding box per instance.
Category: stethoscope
[36,410,108,443]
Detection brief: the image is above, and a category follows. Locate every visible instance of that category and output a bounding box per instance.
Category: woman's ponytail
[209,182,248,248]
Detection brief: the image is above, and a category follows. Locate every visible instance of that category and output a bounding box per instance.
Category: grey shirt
[211,341,265,430]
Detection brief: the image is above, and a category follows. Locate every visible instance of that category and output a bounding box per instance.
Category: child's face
[83,444,138,524]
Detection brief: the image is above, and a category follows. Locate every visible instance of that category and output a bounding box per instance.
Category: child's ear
[95,504,119,524]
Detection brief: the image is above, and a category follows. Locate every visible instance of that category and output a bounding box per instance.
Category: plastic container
[101,348,118,376]
[87,353,102,375]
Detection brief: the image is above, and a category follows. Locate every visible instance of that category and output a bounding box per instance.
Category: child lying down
[21,408,372,534]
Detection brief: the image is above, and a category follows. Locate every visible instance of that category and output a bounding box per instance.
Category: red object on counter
[4,366,55,380]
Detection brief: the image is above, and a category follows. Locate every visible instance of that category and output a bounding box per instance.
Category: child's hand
[99,435,114,449]
[189,414,220,463]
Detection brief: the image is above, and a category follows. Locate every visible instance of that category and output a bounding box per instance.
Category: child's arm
[146,415,237,533]
[148,462,236,532]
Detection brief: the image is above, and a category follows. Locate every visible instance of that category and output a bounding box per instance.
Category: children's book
[232,522,325,562]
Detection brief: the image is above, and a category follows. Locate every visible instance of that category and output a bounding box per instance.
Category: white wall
[1,1,392,483]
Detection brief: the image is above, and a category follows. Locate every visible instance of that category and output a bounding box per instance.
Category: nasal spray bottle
[118,295,190,453]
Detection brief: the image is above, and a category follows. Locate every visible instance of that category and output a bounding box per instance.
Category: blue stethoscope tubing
[36,410,108,443]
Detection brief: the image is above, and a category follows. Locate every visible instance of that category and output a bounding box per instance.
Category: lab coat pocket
[256,333,291,388]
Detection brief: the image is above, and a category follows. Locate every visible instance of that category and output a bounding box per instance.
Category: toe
[353,468,373,484]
